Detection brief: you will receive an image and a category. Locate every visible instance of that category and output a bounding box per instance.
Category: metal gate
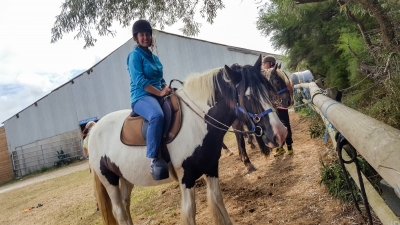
[11,136,83,177]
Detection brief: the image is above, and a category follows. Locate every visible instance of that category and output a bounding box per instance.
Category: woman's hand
[159,86,172,96]
[145,84,171,97]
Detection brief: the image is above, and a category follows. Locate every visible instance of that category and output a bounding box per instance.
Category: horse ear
[271,63,278,74]
[224,65,242,85]
[278,63,281,69]
[254,55,262,71]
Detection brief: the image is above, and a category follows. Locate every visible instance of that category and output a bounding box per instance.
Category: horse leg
[179,184,196,225]
[235,132,256,172]
[255,135,271,157]
[205,176,233,225]
[105,182,133,225]
[221,142,234,156]
[120,178,134,223]
[232,120,256,172]
[247,134,256,149]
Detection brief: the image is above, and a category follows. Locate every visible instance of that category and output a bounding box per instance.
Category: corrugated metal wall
[3,30,280,155]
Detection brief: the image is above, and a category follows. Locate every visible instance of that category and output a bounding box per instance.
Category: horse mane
[241,65,274,110]
[182,67,222,105]
[262,68,292,85]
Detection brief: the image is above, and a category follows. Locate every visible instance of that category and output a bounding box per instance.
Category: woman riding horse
[87,56,287,225]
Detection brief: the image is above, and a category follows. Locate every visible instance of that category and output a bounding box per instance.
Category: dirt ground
[0,110,369,224]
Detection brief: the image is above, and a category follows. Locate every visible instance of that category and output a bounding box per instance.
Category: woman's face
[135,31,152,48]
[263,62,271,69]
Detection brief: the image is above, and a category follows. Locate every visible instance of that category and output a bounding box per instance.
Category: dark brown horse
[222,64,293,172]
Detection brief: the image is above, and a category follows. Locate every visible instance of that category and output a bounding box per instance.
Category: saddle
[120,94,182,146]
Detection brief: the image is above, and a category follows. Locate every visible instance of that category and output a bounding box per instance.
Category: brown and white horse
[87,56,287,225]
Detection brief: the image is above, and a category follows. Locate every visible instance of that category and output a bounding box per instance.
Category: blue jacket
[127,46,166,103]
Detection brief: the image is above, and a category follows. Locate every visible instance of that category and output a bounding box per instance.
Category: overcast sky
[0,0,281,125]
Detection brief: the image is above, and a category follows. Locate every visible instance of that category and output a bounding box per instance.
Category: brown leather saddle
[120,94,182,146]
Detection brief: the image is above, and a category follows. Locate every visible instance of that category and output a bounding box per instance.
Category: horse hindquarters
[93,170,118,225]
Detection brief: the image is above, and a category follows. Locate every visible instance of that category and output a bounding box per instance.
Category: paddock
[0,111,370,225]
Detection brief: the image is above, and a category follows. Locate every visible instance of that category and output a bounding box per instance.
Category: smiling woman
[0,0,282,125]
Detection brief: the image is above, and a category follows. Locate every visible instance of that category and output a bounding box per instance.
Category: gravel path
[0,160,89,194]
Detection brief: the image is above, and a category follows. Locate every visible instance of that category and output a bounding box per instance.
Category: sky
[0,0,281,126]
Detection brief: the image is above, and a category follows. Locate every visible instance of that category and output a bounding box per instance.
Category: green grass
[0,164,180,225]
[0,160,87,188]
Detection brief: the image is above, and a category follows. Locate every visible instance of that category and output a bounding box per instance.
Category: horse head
[223,56,287,148]
[268,63,292,108]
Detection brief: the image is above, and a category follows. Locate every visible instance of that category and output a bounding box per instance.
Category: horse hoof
[247,164,257,173]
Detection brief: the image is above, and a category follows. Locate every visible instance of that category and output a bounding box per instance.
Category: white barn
[2,30,282,177]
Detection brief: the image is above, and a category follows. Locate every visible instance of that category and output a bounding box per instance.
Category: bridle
[265,69,290,107]
[168,77,274,137]
[233,76,274,137]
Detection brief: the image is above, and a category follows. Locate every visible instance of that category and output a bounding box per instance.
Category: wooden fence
[294,82,400,224]
[0,127,14,184]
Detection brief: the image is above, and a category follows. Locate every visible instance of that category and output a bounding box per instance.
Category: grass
[295,106,326,139]
[296,100,383,206]
[0,160,87,188]
[0,115,368,225]
[0,164,179,225]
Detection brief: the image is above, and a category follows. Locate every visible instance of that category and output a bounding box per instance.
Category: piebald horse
[88,56,287,225]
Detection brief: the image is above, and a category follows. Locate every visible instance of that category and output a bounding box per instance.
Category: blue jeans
[131,96,164,158]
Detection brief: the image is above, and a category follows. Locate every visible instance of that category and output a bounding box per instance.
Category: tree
[257,0,400,86]
[257,0,361,88]
[51,0,224,48]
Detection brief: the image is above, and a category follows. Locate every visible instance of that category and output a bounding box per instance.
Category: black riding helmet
[132,19,153,36]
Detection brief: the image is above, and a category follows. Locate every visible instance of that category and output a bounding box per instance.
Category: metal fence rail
[11,137,84,177]
[294,82,400,224]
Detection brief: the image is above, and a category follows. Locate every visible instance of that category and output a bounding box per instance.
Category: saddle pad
[120,116,147,146]
[120,94,182,146]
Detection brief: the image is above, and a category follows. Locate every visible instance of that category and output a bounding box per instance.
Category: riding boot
[274,147,286,157]
[150,151,169,180]
[287,145,293,155]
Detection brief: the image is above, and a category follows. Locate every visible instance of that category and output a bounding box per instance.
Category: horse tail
[93,170,117,225]
[83,121,96,157]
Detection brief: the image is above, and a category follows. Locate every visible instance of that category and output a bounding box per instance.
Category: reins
[168,79,259,135]
[169,79,272,137]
